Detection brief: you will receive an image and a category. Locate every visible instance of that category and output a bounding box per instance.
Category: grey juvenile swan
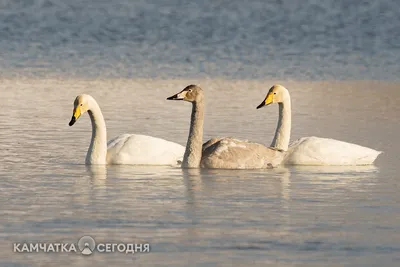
[167,85,285,169]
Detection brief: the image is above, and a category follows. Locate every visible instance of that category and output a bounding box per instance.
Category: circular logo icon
[78,236,96,255]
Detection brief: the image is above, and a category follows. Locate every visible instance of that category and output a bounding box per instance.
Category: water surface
[0,0,399,80]
[0,79,399,266]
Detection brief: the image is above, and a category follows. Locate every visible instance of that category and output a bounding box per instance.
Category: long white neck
[182,100,204,168]
[270,95,291,151]
[85,100,107,165]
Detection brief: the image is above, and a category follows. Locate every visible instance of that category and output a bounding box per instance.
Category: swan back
[283,136,382,165]
[201,138,285,169]
[106,134,185,165]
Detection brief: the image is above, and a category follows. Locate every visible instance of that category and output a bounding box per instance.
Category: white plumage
[283,136,382,165]
[69,94,185,165]
[106,134,184,165]
[257,85,382,166]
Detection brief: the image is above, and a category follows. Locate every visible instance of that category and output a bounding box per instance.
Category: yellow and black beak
[69,107,81,126]
[256,92,274,109]
[167,91,185,100]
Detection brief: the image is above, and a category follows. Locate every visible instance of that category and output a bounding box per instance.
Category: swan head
[69,94,93,126]
[167,84,204,103]
[256,84,289,109]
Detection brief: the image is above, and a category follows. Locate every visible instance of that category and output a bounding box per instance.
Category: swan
[68,94,185,165]
[167,85,285,169]
[256,84,382,165]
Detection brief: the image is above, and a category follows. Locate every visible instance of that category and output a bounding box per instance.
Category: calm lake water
[0,79,399,266]
[1,0,400,80]
[1,0,400,265]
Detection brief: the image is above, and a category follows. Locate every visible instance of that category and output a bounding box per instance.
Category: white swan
[167,85,285,169]
[256,84,382,165]
[69,94,185,165]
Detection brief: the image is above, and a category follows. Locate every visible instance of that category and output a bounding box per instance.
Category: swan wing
[106,134,185,165]
[201,137,285,169]
[283,136,382,165]
[202,137,224,151]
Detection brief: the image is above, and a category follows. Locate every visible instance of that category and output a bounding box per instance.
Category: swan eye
[273,92,276,95]
[80,104,83,106]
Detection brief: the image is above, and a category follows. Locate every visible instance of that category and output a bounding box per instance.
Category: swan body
[167,85,285,169]
[201,137,285,169]
[69,94,185,165]
[257,85,382,166]
[282,136,382,165]
[106,134,185,165]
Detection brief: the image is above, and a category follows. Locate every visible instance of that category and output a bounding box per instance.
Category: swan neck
[183,100,204,168]
[86,102,107,165]
[271,98,291,151]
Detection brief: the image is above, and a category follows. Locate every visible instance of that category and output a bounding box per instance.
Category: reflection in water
[292,164,379,174]
[279,168,292,236]
[292,165,379,189]
[182,168,203,203]
[181,168,204,243]
[269,167,292,236]
[270,167,292,204]
[86,165,108,184]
